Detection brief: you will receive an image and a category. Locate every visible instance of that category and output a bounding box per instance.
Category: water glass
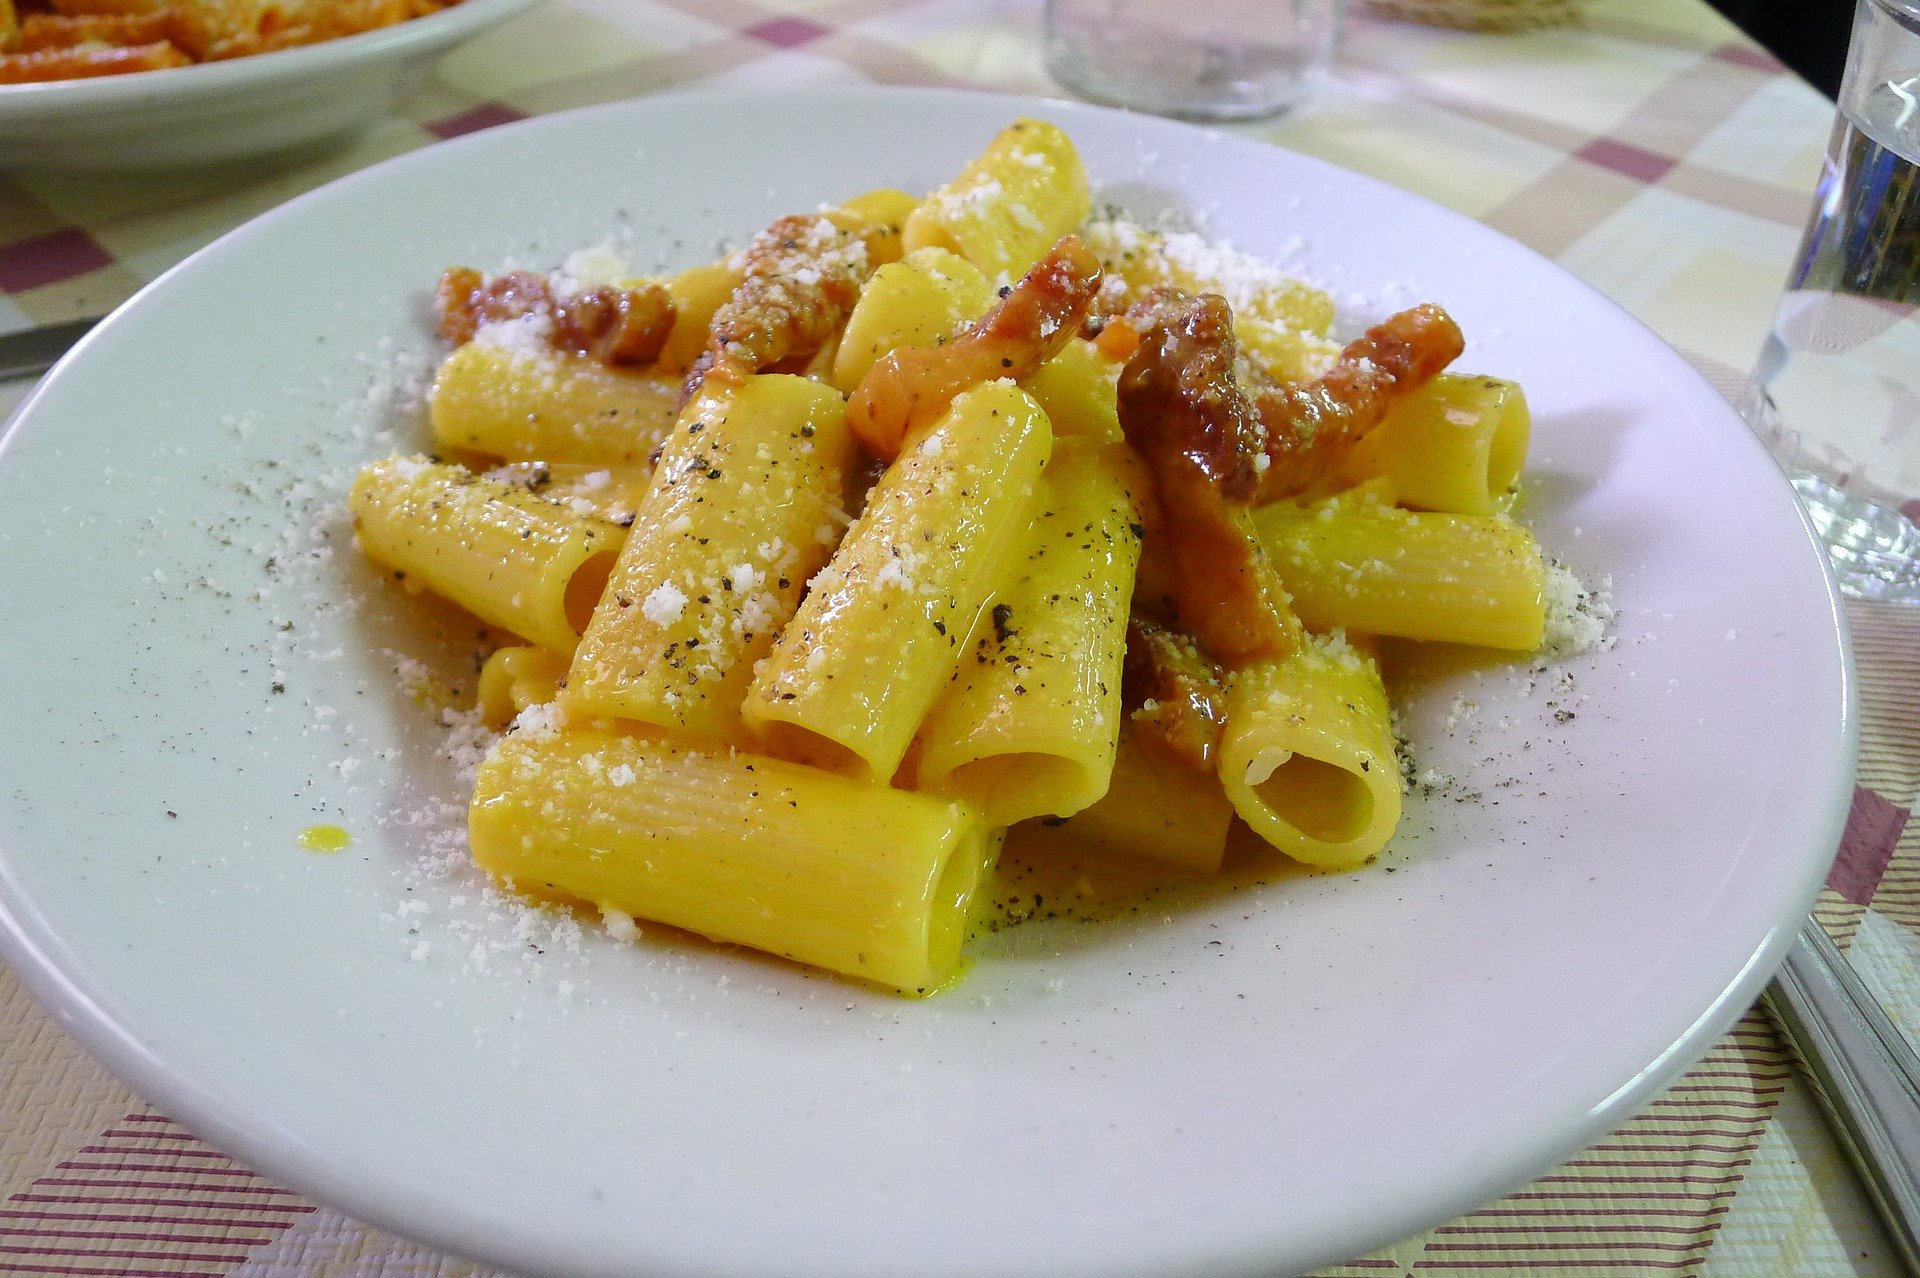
[1740,0,1920,602]
[1043,0,1344,121]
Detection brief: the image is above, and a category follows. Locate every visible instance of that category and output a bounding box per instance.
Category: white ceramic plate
[0,0,532,170]
[0,89,1853,1276]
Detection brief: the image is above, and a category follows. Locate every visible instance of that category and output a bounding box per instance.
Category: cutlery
[1764,919,1920,1272]
[0,315,100,381]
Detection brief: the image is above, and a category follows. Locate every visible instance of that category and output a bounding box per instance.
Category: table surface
[3,0,1919,1274]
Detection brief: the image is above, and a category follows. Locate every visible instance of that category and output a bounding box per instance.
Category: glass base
[1043,45,1310,121]
[1039,0,1331,123]
[1790,469,1920,604]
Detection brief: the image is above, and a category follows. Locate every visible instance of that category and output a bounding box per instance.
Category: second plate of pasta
[0,88,1851,1277]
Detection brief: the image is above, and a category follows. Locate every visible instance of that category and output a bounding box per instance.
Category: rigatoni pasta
[1216,637,1402,871]
[1251,490,1546,650]
[902,117,1091,284]
[482,461,654,525]
[565,374,855,744]
[1022,723,1236,874]
[745,380,1052,780]
[1335,374,1531,515]
[471,729,997,995]
[475,645,570,730]
[1082,219,1340,383]
[349,118,1591,996]
[430,341,679,465]
[829,247,993,393]
[913,441,1141,824]
[1022,337,1124,444]
[350,457,623,654]
[654,261,746,376]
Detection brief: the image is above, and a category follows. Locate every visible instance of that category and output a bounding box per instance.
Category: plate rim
[0,84,1860,1277]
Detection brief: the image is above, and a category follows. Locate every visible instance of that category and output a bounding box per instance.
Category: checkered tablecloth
[4,0,1919,1273]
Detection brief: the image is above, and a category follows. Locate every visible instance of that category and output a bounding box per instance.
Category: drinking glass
[1042,0,1344,121]
[1739,0,1920,602]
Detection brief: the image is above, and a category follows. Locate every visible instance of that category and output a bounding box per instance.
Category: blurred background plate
[0,0,533,171]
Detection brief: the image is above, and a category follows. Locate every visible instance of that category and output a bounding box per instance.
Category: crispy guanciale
[436,267,676,367]
[1249,301,1463,500]
[1123,616,1228,772]
[685,212,886,398]
[1115,288,1464,662]
[847,233,1104,458]
[1098,290,1464,501]
[1118,293,1302,664]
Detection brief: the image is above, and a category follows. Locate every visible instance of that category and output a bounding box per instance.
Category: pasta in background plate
[0,0,460,82]
[350,118,1576,995]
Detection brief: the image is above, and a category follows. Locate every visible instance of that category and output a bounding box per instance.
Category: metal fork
[1763,920,1920,1271]
[0,316,98,381]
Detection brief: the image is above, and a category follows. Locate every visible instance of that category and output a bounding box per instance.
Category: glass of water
[1043,0,1344,121]
[1740,0,1920,603]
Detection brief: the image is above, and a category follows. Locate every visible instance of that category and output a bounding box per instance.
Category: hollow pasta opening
[477,646,572,729]
[904,219,965,262]
[564,549,619,635]
[1249,751,1374,845]
[753,720,870,780]
[948,752,1096,826]
[923,824,992,990]
[1483,390,1529,507]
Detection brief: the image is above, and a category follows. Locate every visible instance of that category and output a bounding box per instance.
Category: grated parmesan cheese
[1539,562,1615,660]
[470,311,554,357]
[559,244,632,289]
[511,700,567,740]
[642,582,689,626]
[601,906,640,942]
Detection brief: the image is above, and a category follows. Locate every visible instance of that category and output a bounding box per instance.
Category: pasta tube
[1021,338,1123,444]
[350,457,623,653]
[565,375,855,744]
[476,645,570,730]
[1218,636,1402,871]
[1083,220,1338,381]
[829,247,993,392]
[483,461,653,526]
[1334,374,1530,515]
[903,118,1091,284]
[914,442,1140,824]
[839,187,920,266]
[654,260,745,376]
[1251,494,1546,650]
[430,340,679,465]
[1025,723,1234,874]
[745,381,1053,782]
[470,729,998,995]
